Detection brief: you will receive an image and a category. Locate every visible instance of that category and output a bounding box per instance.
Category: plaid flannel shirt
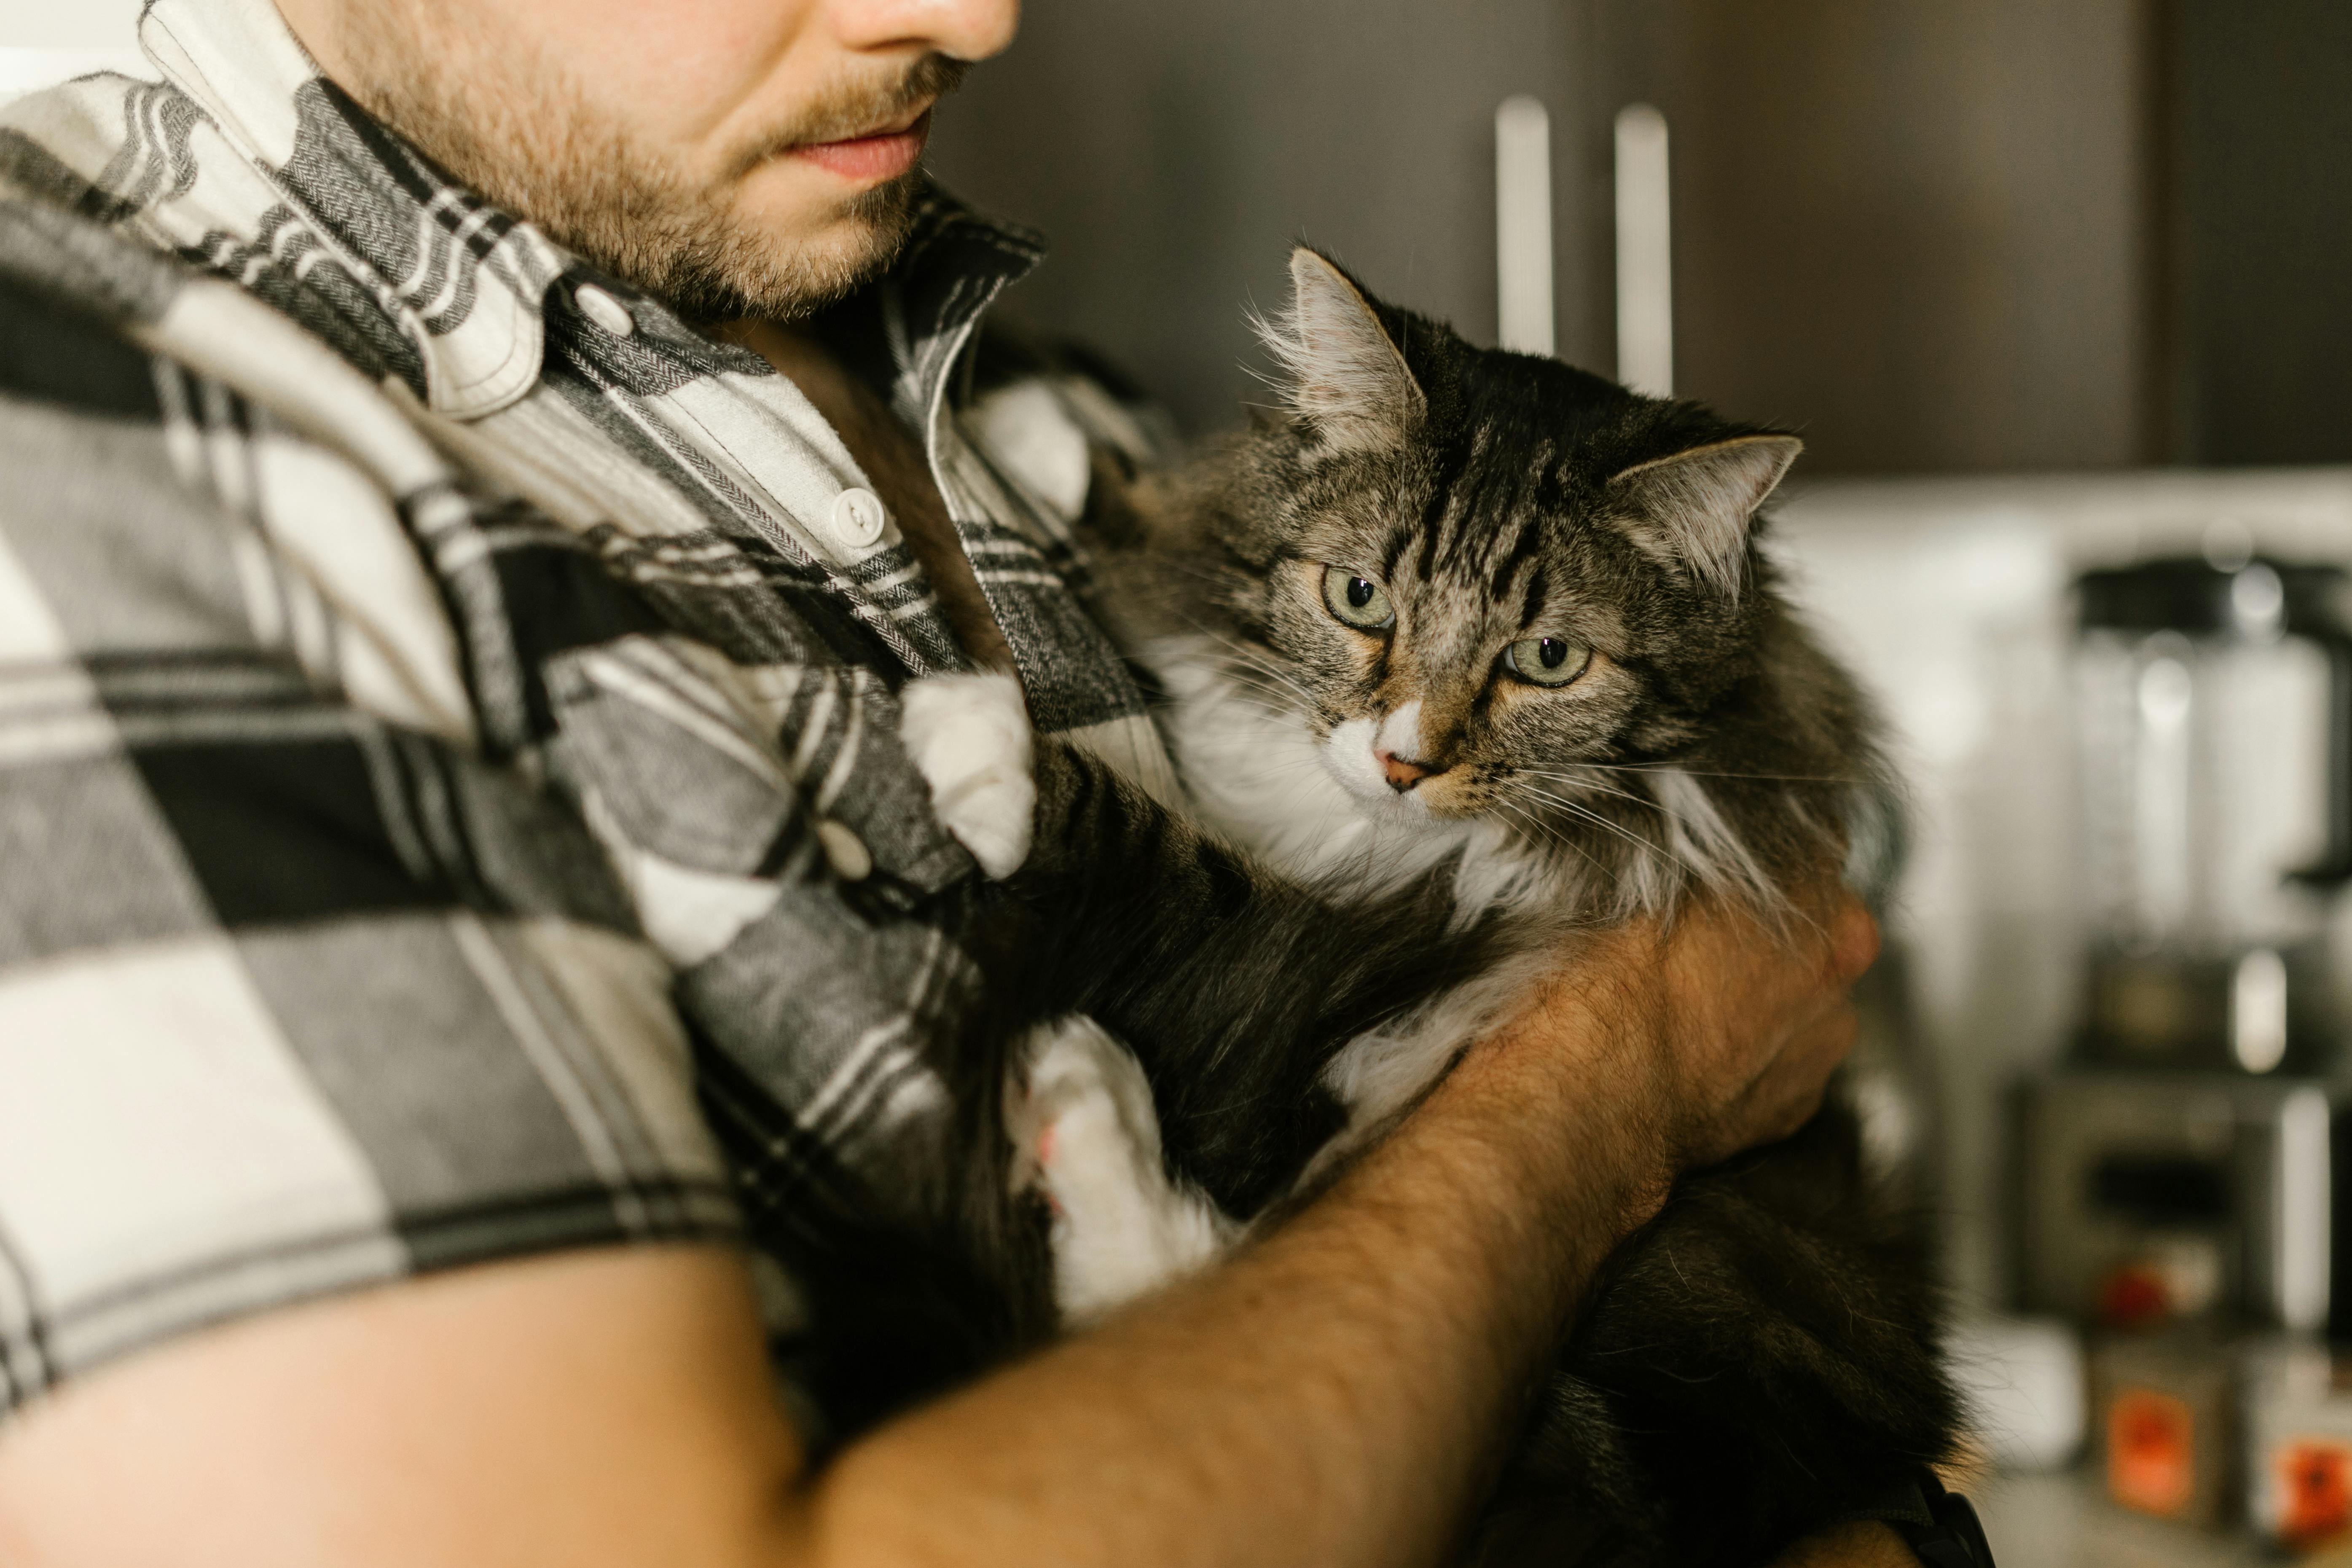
[0,0,1175,1433]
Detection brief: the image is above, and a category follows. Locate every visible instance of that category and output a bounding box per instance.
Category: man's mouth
[791,108,933,184]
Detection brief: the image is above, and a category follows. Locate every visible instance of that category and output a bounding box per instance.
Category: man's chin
[690,172,918,321]
[633,215,901,325]
[747,153,921,233]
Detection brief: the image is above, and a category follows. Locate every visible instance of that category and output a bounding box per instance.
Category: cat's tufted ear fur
[1607,435,1802,599]
[1258,248,1425,453]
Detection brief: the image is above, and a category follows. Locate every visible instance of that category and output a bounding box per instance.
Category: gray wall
[1592,0,2158,474]
[928,0,1596,435]
[2169,0,2352,466]
[934,0,2346,473]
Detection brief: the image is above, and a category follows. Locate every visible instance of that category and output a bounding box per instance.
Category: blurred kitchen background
[9,2,2352,1562]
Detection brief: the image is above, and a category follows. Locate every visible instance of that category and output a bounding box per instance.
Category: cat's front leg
[1014,1018,1239,1324]
[900,671,1036,879]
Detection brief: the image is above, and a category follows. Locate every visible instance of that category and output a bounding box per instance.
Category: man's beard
[339,14,965,321]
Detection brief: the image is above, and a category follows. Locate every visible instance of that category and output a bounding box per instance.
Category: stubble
[335,4,965,320]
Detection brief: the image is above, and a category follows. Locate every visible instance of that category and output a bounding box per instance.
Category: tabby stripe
[1413,432,1474,583]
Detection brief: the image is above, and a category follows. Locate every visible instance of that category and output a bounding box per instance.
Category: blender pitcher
[2073,555,2352,1073]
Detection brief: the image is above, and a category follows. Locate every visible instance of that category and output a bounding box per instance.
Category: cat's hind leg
[900,671,1036,880]
[1014,1018,1239,1324]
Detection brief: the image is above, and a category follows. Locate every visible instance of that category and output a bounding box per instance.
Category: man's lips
[791,109,932,183]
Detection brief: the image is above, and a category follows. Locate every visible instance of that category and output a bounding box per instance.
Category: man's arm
[0,895,1877,1568]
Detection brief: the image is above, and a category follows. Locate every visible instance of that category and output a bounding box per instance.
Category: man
[0,1,1908,1562]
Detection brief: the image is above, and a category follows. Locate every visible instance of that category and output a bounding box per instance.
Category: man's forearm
[802,1028,1670,1568]
[0,1042,1664,1568]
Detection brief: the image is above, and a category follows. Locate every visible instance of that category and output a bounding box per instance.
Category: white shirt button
[816,819,872,882]
[829,487,889,550]
[574,284,635,338]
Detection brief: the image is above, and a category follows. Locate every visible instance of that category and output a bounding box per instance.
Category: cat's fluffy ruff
[1015,1016,1238,1323]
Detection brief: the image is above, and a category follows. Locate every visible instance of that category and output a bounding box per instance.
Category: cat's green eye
[1502,636,1592,688]
[1320,565,1395,631]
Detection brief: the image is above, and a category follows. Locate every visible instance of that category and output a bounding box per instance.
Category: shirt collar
[137,0,1044,423]
[140,0,564,418]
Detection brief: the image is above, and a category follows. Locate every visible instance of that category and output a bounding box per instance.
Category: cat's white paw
[899,671,1036,880]
[1016,1018,1235,1324]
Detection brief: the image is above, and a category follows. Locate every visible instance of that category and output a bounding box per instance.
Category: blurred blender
[2017,545,2352,1533]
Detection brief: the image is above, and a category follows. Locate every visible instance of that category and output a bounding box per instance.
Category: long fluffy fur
[1077,251,1962,1565]
[776,257,1960,1566]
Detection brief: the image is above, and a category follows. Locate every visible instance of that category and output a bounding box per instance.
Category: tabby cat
[846,248,1961,1567]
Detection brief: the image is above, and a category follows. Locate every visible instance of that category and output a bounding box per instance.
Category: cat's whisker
[1561,761,1870,787]
[1224,668,1313,707]
[1519,773,1829,929]
[1218,687,1316,728]
[1506,814,1588,869]
[1213,645,1316,701]
[1493,799,1612,880]
[1211,672,1304,710]
[1513,784,1665,853]
[1507,770,1657,809]
[1157,558,1251,596]
[1182,652,1315,713]
[1498,796,1622,871]
[1514,785,1718,889]
[1185,625,1322,705]
[1214,665,1320,716]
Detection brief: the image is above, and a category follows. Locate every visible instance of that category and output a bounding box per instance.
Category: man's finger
[1825,899,1880,988]
[1750,999,1860,1145]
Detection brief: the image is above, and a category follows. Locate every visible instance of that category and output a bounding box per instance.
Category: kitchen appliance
[2090,1327,2240,1528]
[2071,555,2352,1074]
[2019,1071,2332,1330]
[2244,1336,2352,1552]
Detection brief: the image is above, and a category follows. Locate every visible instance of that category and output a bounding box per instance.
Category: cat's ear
[1606,435,1802,598]
[1259,248,1425,453]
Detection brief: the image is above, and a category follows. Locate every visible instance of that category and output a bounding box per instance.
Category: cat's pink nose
[1378,751,1444,791]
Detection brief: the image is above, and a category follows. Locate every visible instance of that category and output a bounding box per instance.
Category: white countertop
[1974,1472,2269,1568]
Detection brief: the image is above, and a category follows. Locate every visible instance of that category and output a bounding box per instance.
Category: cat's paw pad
[899,671,1035,880]
[1025,1018,1149,1176]
[1015,1018,1235,1323]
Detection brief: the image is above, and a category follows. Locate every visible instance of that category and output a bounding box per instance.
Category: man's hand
[1626,883,1881,1171]
[1457,881,1879,1253]
[1770,1520,1928,1567]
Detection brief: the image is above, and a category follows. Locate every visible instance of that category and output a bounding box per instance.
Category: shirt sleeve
[0,276,741,1419]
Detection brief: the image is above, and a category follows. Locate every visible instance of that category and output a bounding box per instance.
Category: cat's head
[1184,248,1881,909]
